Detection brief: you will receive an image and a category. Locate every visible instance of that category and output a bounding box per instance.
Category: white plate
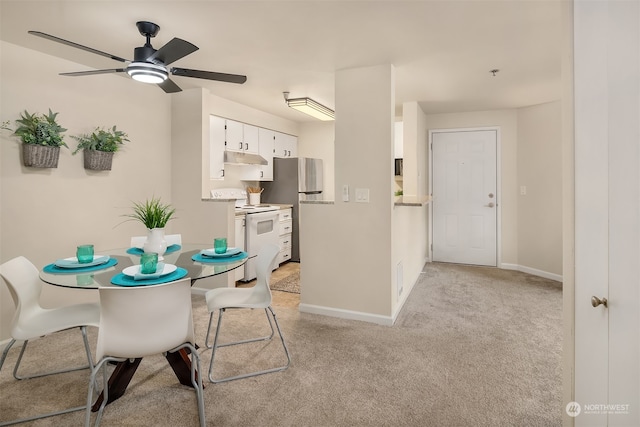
[54,255,110,268]
[122,263,177,278]
[201,247,242,258]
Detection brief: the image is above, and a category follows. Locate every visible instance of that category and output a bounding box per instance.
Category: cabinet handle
[287,150,291,156]
[239,142,243,149]
[260,171,263,178]
[245,143,248,150]
[221,169,225,177]
[283,149,287,156]
[283,240,289,244]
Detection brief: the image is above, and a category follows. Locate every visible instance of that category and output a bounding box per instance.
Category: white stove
[211,188,280,281]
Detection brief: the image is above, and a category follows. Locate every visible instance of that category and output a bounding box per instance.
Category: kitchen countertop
[234,204,293,216]
[394,195,432,207]
[300,197,431,206]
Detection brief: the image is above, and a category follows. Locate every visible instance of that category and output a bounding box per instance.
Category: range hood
[223,150,268,165]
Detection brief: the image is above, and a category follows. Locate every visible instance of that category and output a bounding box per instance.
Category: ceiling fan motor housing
[134,45,157,62]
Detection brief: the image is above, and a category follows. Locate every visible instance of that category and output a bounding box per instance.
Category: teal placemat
[110,267,188,287]
[191,251,248,263]
[126,244,181,255]
[43,257,118,274]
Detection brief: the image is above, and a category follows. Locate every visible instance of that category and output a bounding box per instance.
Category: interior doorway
[430,128,499,267]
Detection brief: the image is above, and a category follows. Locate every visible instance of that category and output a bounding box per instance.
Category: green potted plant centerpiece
[123,197,176,255]
[1,109,68,168]
[72,126,128,171]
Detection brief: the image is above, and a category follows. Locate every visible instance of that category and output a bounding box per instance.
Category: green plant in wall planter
[1,109,68,168]
[72,126,129,171]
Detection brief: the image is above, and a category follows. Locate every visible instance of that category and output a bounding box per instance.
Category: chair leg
[0,329,95,426]
[207,306,291,383]
[182,343,206,427]
[205,308,275,350]
[85,356,120,427]
[12,326,93,380]
[0,339,17,372]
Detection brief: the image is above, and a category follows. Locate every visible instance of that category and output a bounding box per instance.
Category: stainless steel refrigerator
[262,157,323,262]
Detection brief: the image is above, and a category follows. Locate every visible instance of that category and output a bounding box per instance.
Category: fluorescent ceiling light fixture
[284,93,334,121]
[127,62,168,84]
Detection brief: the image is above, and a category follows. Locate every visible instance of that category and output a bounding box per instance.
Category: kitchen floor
[237,261,300,309]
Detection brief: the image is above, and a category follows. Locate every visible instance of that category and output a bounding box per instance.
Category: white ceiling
[0,0,563,122]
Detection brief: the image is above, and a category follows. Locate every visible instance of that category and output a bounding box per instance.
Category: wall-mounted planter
[83,150,114,171]
[22,144,60,168]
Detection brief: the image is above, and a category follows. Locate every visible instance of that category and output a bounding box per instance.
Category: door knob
[486,202,495,208]
[591,296,608,308]
[488,193,494,198]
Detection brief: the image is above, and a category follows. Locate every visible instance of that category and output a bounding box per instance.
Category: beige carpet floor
[0,262,562,426]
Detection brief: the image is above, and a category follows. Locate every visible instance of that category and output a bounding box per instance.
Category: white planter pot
[143,228,167,255]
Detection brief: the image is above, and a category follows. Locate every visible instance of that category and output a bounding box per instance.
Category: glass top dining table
[39,243,249,289]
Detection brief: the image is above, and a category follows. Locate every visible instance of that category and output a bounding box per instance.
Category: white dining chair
[204,243,291,383]
[130,233,182,248]
[86,278,205,427]
[0,256,100,425]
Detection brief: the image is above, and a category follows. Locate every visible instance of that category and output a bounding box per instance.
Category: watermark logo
[566,402,581,417]
[566,401,630,417]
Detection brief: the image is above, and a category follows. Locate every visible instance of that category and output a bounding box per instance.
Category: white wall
[297,122,335,201]
[402,102,429,198]
[425,109,519,267]
[517,101,563,277]
[1,42,173,338]
[300,64,396,323]
[423,105,563,279]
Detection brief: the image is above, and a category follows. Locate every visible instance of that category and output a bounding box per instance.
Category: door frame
[428,126,502,266]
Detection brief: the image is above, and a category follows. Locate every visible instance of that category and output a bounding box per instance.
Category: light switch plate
[355,188,369,203]
[342,184,349,202]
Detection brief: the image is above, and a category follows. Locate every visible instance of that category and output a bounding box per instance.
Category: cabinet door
[274,132,297,158]
[234,216,245,281]
[258,128,274,181]
[243,124,259,154]
[225,119,244,152]
[209,116,226,179]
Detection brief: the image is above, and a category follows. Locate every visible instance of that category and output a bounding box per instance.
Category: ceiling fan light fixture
[127,62,168,84]
[285,96,335,121]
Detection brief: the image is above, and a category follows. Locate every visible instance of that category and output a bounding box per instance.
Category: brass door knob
[591,296,608,308]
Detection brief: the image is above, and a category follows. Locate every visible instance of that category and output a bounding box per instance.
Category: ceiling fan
[28,21,247,93]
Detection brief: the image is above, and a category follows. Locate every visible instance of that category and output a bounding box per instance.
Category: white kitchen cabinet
[234,215,245,282]
[225,120,260,154]
[239,128,273,181]
[277,208,293,264]
[257,128,274,181]
[209,115,226,179]
[273,131,297,158]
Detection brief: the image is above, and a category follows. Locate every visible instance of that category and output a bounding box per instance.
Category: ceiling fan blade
[158,78,182,93]
[60,69,126,77]
[148,38,198,66]
[28,31,129,63]
[170,68,247,84]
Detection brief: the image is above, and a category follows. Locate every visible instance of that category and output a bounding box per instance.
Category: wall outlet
[520,186,527,196]
[342,184,350,202]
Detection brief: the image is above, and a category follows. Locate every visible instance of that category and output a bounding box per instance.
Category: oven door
[244,210,279,281]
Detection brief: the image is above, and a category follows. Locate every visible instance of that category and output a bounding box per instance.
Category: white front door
[431,129,498,266]
[573,1,639,425]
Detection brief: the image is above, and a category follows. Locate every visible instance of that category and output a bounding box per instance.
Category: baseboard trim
[501,263,563,282]
[299,303,394,326]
